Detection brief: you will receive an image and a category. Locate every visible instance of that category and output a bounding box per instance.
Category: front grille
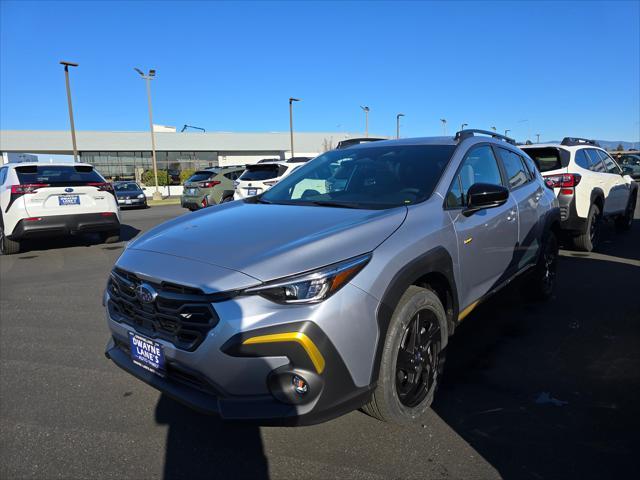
[107,268,220,351]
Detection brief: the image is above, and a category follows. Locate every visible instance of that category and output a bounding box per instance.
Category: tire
[362,285,448,424]
[0,227,20,255]
[221,195,233,204]
[615,191,636,232]
[523,230,558,301]
[573,204,601,252]
[100,230,120,244]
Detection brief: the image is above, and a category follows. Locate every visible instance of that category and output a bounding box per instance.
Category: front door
[445,145,519,310]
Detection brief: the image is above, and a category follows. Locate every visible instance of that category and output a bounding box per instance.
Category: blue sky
[1,0,639,143]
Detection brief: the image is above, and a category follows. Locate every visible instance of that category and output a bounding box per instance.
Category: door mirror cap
[463,183,509,216]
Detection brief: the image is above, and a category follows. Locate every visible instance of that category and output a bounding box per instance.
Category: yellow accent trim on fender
[458,300,480,321]
[464,237,473,245]
[242,332,326,374]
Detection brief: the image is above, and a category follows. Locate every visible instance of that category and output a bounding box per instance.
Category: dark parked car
[114,181,147,209]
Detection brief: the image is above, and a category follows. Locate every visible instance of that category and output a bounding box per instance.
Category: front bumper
[104,279,379,425]
[9,212,120,240]
[117,197,147,208]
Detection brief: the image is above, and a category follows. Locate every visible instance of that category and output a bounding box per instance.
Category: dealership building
[0,129,360,180]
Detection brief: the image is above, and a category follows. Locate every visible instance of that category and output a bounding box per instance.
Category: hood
[127,201,407,282]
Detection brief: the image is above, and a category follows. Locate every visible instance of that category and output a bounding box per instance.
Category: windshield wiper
[306,200,361,209]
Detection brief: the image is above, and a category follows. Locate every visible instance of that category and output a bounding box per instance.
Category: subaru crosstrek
[104,130,560,425]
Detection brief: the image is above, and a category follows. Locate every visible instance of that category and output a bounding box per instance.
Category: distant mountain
[543,140,639,150]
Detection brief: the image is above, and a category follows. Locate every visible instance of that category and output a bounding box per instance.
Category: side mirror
[463,183,509,216]
[621,165,633,176]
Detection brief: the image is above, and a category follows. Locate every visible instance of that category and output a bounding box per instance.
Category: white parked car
[0,162,121,255]
[234,161,302,199]
[521,138,637,251]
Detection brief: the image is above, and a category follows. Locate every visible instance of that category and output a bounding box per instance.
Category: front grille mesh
[107,268,219,351]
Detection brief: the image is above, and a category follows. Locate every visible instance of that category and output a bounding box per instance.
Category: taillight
[11,184,49,194]
[543,173,581,189]
[200,181,221,188]
[263,180,278,187]
[87,182,114,192]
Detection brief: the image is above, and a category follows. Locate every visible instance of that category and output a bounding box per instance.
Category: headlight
[244,254,371,304]
[137,193,145,199]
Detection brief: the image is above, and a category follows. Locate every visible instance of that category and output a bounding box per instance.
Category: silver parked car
[104,130,560,425]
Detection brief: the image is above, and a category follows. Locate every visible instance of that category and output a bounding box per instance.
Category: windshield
[115,182,141,191]
[239,164,285,181]
[260,144,456,209]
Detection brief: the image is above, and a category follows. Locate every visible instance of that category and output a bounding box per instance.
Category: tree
[141,169,169,186]
[616,143,625,151]
[180,169,196,183]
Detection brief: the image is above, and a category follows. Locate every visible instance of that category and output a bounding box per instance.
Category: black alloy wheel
[395,310,441,408]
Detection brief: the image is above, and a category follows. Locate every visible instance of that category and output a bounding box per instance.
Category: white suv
[0,162,121,255]
[234,161,301,199]
[521,138,637,251]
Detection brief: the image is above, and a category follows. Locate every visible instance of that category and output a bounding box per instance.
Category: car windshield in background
[15,165,104,185]
[522,147,564,172]
[186,171,216,183]
[260,144,456,209]
[115,183,140,191]
[239,164,284,181]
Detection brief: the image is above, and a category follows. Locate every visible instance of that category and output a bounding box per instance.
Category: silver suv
[104,130,560,425]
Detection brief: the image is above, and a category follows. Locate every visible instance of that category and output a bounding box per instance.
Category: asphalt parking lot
[1,200,639,480]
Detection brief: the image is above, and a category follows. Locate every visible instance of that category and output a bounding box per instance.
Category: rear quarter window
[15,165,105,184]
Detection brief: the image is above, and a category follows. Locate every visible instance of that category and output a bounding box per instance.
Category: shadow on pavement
[433,219,640,479]
[155,395,269,480]
[17,224,141,253]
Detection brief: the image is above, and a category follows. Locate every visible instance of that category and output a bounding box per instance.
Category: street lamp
[491,126,497,132]
[60,61,79,162]
[440,118,447,136]
[505,129,511,137]
[461,123,468,131]
[536,133,541,143]
[396,113,405,139]
[289,97,301,158]
[360,106,370,137]
[134,67,162,201]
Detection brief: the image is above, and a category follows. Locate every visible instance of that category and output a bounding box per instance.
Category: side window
[0,167,7,185]
[599,151,622,174]
[446,145,503,208]
[223,171,235,180]
[521,154,539,180]
[586,149,605,173]
[497,148,530,189]
[574,150,591,169]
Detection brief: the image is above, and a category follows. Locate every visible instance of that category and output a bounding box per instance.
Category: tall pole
[396,113,404,139]
[461,123,468,131]
[505,129,511,137]
[361,106,370,137]
[60,61,79,162]
[289,97,300,158]
[536,133,541,143]
[440,118,447,136]
[145,77,161,200]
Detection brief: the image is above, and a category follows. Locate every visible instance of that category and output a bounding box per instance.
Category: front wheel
[362,286,447,424]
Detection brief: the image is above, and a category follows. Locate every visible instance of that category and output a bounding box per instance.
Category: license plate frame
[128,331,165,376]
[58,194,80,206]
[247,188,257,196]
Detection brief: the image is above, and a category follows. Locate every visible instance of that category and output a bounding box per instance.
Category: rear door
[495,146,543,270]
[445,145,519,309]
[585,149,617,214]
[14,165,114,218]
[597,150,630,213]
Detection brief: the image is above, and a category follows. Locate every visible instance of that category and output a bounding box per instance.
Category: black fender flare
[590,188,605,210]
[371,246,458,385]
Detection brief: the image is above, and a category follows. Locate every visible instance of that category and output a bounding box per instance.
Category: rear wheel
[362,286,447,424]
[0,227,20,255]
[100,230,120,244]
[615,192,636,232]
[573,204,601,252]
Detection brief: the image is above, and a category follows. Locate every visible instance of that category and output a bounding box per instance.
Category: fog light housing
[292,375,308,395]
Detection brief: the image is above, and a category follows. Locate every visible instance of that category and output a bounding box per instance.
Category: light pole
[491,126,497,132]
[440,118,447,136]
[396,113,404,139]
[536,133,541,143]
[360,106,370,137]
[505,129,511,137]
[60,61,79,162]
[289,97,301,158]
[461,123,468,131]
[134,68,162,201]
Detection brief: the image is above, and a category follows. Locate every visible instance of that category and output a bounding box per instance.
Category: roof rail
[454,129,516,145]
[560,137,600,147]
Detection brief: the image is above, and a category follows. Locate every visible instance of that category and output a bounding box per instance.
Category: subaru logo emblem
[135,283,157,304]
[65,187,74,193]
